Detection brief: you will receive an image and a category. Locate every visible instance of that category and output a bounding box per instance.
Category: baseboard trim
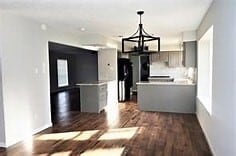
[196,112,216,156]
[5,122,52,148]
[32,123,52,134]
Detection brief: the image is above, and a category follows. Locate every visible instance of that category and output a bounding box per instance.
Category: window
[197,26,213,115]
[57,59,69,87]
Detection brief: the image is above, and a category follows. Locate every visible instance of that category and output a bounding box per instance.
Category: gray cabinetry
[183,41,197,67]
[137,82,196,113]
[168,51,182,67]
[160,52,169,62]
[150,51,182,67]
[150,52,168,63]
[79,83,107,113]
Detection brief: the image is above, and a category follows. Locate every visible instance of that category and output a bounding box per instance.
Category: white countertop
[76,80,109,86]
[136,79,196,86]
[148,76,173,79]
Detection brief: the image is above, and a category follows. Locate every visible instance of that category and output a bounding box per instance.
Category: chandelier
[122,11,160,54]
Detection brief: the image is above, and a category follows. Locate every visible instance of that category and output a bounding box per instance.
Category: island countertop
[76,80,110,86]
[136,79,196,86]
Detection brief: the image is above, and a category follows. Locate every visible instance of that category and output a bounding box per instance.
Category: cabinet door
[168,52,182,67]
[98,84,108,112]
[183,41,197,67]
[160,52,169,62]
[150,52,168,63]
[150,53,160,63]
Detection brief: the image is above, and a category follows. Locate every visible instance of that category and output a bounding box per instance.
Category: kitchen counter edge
[136,81,196,86]
[76,80,114,86]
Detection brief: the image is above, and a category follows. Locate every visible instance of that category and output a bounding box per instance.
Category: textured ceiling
[0,0,213,46]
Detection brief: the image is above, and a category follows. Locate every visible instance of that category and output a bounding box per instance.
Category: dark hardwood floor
[50,88,80,124]
[0,94,212,156]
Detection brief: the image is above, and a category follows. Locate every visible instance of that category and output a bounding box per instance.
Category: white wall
[0,13,118,147]
[150,62,188,79]
[161,44,181,51]
[98,48,117,81]
[0,66,5,147]
[0,14,6,146]
[196,0,236,155]
[0,13,52,147]
[182,31,197,42]
[234,13,236,156]
[98,48,118,115]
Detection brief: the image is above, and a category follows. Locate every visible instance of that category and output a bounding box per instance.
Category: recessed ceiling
[0,0,213,46]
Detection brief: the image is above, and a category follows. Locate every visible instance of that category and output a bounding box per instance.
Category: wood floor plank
[0,95,212,156]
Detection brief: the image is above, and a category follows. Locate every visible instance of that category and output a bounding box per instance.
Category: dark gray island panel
[78,82,107,113]
[137,82,196,113]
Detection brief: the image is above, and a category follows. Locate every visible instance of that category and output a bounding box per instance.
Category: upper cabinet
[168,51,183,67]
[182,41,197,67]
[150,41,197,68]
[160,52,169,63]
[150,52,169,63]
[150,51,182,67]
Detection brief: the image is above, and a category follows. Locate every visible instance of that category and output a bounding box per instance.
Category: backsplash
[150,62,196,81]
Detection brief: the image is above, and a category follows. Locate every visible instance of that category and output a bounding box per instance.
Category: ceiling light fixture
[122,11,160,54]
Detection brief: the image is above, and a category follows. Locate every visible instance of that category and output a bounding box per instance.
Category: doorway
[48,42,98,123]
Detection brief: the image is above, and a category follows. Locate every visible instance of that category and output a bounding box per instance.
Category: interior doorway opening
[48,42,98,124]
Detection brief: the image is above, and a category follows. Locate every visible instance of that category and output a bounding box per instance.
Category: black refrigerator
[118,58,133,101]
[140,55,150,81]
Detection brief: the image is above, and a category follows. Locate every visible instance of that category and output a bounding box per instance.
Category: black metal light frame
[122,11,160,54]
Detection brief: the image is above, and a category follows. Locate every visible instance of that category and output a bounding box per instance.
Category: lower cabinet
[80,84,107,113]
[137,83,196,113]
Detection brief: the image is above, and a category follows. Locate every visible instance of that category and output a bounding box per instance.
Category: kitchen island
[137,80,196,113]
[77,80,118,113]
[77,81,108,113]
